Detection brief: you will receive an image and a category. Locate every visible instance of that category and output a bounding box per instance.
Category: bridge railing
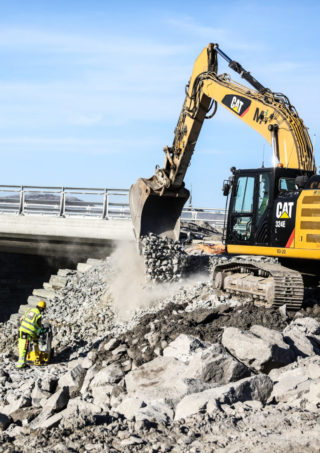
[0,185,226,227]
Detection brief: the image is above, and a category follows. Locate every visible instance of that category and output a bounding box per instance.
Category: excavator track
[212,256,304,310]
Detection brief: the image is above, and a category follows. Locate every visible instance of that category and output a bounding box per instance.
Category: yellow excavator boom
[130,43,315,241]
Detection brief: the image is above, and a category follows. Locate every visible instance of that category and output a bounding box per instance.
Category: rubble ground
[0,236,319,452]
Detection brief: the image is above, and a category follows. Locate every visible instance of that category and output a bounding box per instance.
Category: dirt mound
[97,300,290,368]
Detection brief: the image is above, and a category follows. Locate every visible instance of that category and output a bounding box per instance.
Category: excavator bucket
[130,177,190,241]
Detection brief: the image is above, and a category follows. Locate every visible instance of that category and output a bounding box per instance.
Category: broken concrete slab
[115,396,147,420]
[183,343,250,384]
[32,408,68,430]
[175,374,273,420]
[90,363,124,387]
[125,356,209,405]
[80,364,98,396]
[222,325,295,373]
[102,338,120,352]
[57,269,75,277]
[66,397,103,416]
[58,364,86,398]
[2,395,31,416]
[77,263,93,273]
[283,317,320,357]
[32,288,56,300]
[163,334,208,363]
[41,387,69,415]
[92,385,112,408]
[26,295,44,307]
[31,381,51,408]
[269,356,320,407]
[135,400,174,424]
[49,275,68,290]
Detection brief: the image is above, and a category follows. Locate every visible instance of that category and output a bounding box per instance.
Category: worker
[16,300,46,369]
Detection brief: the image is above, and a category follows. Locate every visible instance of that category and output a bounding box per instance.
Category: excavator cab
[224,167,314,251]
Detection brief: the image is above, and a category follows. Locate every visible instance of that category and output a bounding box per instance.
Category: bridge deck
[0,214,134,257]
[0,185,225,257]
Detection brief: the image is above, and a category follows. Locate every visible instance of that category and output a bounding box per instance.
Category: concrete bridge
[0,185,225,257]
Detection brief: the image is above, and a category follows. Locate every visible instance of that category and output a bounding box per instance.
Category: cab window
[279,177,296,192]
[233,176,255,213]
[232,216,252,241]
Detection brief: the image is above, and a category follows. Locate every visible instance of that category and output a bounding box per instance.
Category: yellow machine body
[26,345,51,366]
[226,187,320,260]
[26,323,53,366]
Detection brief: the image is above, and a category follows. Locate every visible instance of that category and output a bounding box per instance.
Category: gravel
[0,235,319,452]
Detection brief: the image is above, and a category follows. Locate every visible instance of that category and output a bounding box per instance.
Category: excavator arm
[130,43,315,241]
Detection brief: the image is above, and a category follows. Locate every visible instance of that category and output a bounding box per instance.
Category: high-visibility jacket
[19,307,42,336]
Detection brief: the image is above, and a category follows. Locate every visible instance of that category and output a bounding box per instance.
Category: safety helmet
[37,300,46,310]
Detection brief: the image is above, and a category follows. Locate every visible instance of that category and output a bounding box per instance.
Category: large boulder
[269,356,320,409]
[183,343,250,384]
[115,396,173,423]
[283,317,320,357]
[66,397,103,416]
[31,380,51,408]
[32,410,66,430]
[90,363,124,387]
[115,396,146,421]
[30,396,101,430]
[81,364,98,396]
[10,407,41,425]
[125,356,209,405]
[41,387,69,415]
[91,385,112,409]
[58,364,86,398]
[39,374,58,393]
[135,400,174,424]
[222,325,295,373]
[175,374,273,420]
[1,395,31,416]
[163,334,208,362]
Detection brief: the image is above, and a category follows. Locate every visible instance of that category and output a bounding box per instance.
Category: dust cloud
[106,241,182,320]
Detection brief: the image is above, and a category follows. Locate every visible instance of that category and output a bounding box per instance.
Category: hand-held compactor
[26,323,53,366]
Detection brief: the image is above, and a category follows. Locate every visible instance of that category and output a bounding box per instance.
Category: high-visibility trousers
[16,332,39,368]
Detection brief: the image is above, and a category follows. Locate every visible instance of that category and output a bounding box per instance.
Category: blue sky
[0,0,319,207]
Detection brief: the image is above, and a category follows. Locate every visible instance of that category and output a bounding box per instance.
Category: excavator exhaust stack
[130,177,190,242]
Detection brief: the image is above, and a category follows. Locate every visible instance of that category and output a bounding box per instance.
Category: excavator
[130,43,320,310]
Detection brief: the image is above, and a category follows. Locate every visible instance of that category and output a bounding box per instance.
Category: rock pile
[141,234,188,282]
[0,260,116,363]
[141,234,213,283]
[0,244,319,452]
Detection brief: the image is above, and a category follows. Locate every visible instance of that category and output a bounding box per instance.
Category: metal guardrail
[181,206,226,227]
[0,185,226,227]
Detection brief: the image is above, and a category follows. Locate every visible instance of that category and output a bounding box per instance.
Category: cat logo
[276,201,294,219]
[230,97,244,114]
[222,95,251,117]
